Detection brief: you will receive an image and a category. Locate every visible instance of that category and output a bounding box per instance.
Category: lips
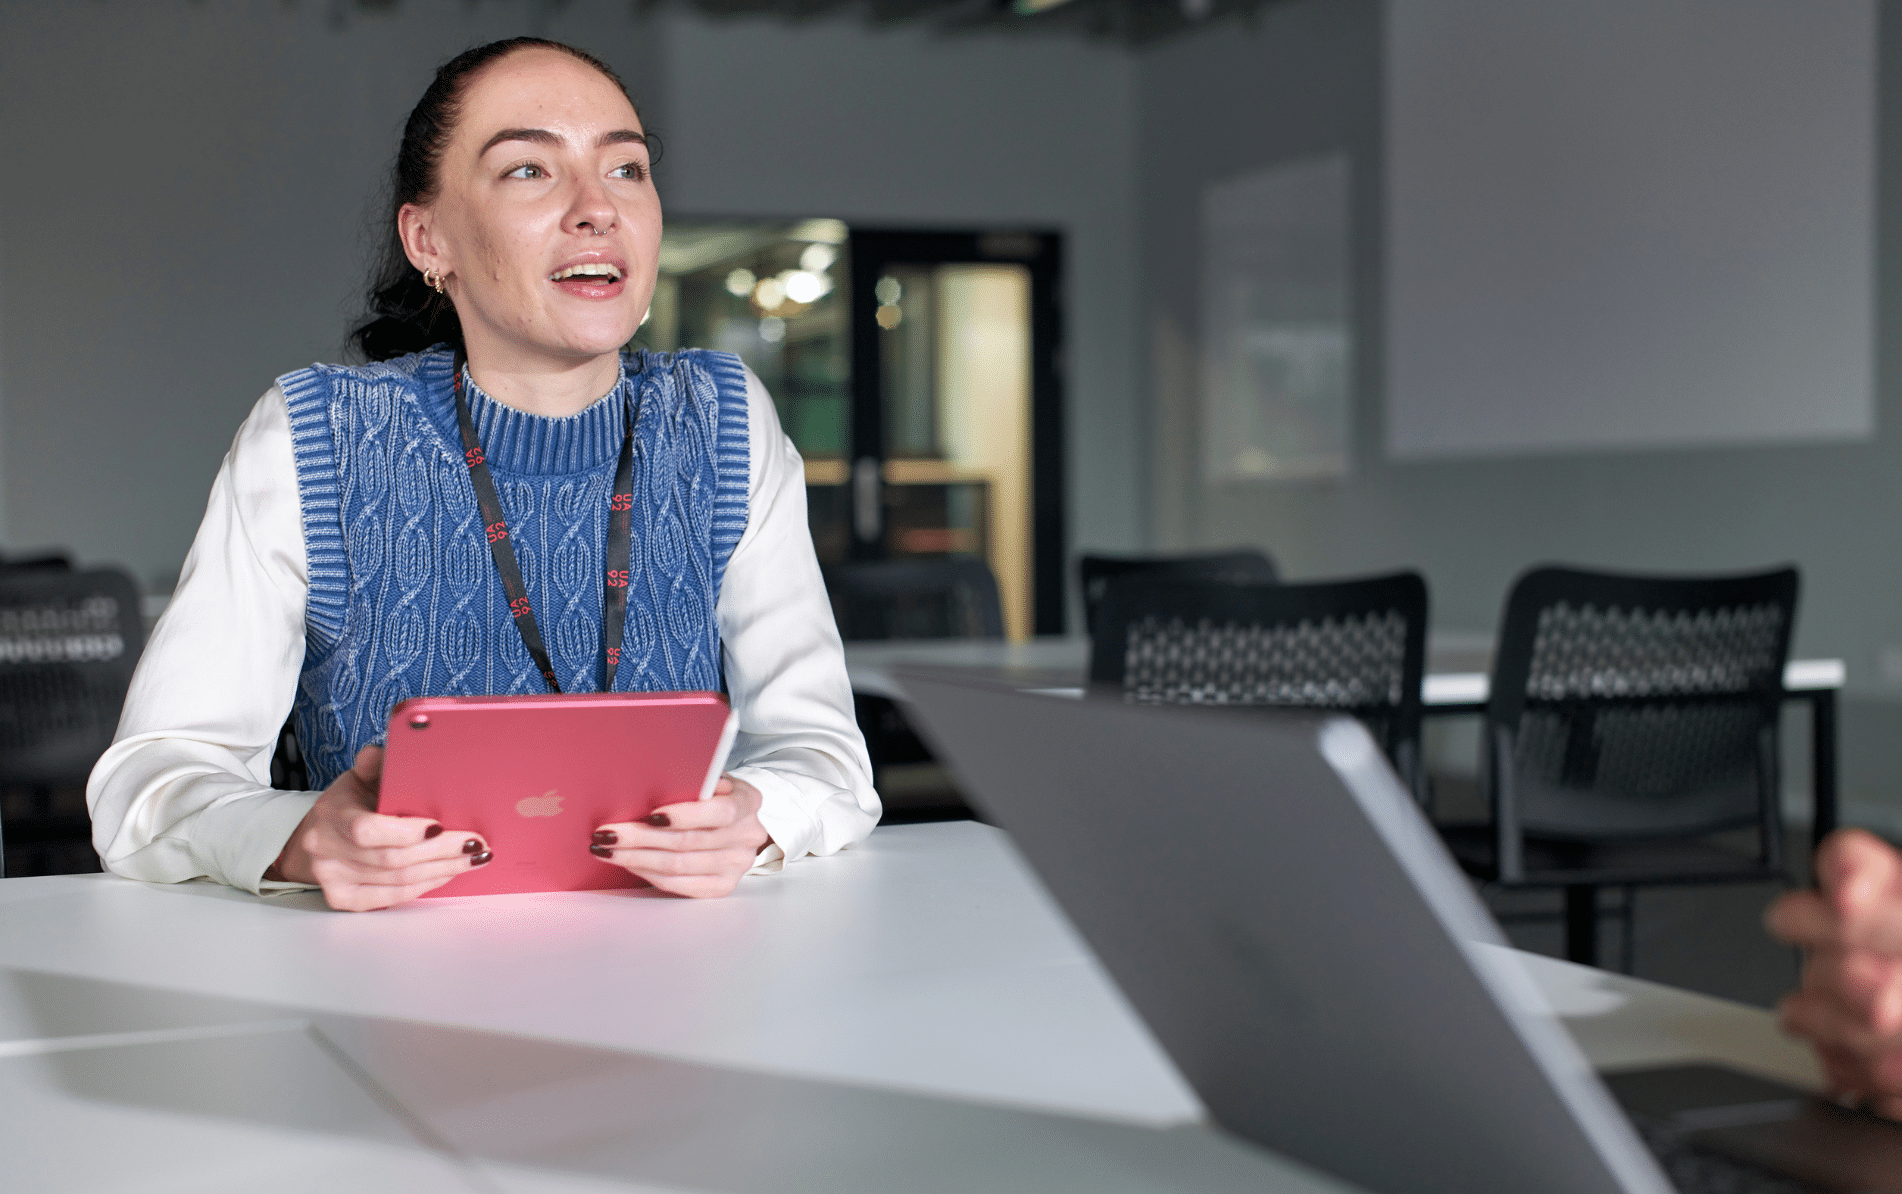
[549,259,626,300]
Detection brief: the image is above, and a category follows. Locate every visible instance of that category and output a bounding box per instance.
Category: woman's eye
[504,163,547,180]
[611,162,648,182]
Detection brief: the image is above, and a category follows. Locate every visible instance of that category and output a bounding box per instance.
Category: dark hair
[350,37,659,362]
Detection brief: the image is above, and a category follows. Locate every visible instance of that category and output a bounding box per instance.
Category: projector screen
[1385,0,1875,460]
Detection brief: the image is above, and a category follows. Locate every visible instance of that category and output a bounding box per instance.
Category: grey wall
[0,0,1144,597]
[0,0,669,589]
[1138,0,1902,820]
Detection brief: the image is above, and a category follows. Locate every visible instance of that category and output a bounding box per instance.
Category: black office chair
[0,550,73,573]
[1089,571,1428,801]
[824,556,1007,819]
[825,556,1005,642]
[1078,549,1278,636]
[1440,565,1799,970]
[0,567,145,877]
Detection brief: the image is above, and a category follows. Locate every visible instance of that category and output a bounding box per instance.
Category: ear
[397,203,450,283]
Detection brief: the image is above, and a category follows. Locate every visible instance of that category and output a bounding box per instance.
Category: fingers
[647,795,745,832]
[352,743,386,788]
[338,808,456,851]
[589,787,768,899]
[1778,831,1902,956]
[314,848,488,892]
[1767,888,1835,948]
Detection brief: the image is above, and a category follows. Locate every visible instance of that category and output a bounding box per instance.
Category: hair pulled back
[350,37,656,362]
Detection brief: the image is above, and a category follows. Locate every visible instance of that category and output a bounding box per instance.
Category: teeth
[551,263,622,282]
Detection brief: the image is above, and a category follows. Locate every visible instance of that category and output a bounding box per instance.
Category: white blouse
[86,365,880,895]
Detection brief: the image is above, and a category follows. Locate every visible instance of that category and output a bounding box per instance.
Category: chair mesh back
[1090,572,1427,782]
[0,569,145,787]
[1490,568,1797,841]
[825,557,1006,641]
[1078,550,1278,635]
[1122,610,1408,710]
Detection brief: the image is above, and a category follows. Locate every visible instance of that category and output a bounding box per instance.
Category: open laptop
[894,667,1902,1194]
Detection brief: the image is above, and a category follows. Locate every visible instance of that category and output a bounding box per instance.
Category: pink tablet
[377,691,738,897]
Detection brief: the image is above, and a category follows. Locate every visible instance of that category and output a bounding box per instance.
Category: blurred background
[0,0,1896,1003]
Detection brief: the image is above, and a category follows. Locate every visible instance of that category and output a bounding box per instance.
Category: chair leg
[1564,885,1599,967]
[1619,885,1636,976]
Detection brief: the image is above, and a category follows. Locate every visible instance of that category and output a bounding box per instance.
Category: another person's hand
[589,775,770,898]
[1767,828,1902,1119]
[266,744,490,911]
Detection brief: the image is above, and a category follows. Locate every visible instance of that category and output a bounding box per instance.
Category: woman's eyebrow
[478,128,648,155]
[481,127,560,155]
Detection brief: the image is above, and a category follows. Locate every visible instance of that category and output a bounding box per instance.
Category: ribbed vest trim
[276,347,751,790]
[277,367,349,646]
[701,350,751,596]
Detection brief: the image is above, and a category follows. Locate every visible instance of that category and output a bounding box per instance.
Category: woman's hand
[1767,828,1902,1119]
[589,775,770,898]
[267,744,491,911]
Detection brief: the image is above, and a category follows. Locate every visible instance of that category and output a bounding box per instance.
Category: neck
[461,345,623,418]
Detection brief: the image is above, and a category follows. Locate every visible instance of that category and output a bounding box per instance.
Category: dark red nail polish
[644,812,671,828]
[591,830,617,846]
[469,850,493,866]
[424,824,443,839]
[462,838,482,855]
[590,843,613,858]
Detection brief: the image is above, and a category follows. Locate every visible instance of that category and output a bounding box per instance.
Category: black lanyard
[452,363,635,693]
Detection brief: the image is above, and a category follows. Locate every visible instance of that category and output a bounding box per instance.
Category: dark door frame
[845,228,1066,635]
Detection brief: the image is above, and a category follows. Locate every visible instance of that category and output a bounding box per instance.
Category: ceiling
[637,0,1281,48]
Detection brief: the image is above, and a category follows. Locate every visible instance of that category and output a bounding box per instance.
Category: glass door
[848,231,1065,639]
[649,222,1066,638]
[647,219,854,565]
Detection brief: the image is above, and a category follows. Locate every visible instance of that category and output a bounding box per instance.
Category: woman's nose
[568,178,617,237]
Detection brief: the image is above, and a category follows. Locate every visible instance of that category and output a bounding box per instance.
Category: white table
[842,636,1845,707]
[0,822,1822,1193]
[844,638,1849,848]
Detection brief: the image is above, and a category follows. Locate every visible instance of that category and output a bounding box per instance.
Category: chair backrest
[825,556,1006,642]
[1088,571,1428,793]
[0,553,72,573]
[0,568,145,788]
[1078,549,1278,636]
[1486,565,1798,845]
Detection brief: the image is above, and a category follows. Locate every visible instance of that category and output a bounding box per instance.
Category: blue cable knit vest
[276,346,750,791]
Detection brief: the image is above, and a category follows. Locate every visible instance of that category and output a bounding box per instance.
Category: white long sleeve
[87,367,879,894]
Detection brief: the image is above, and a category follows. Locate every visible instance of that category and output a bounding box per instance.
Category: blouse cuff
[731,763,815,873]
[189,787,321,896]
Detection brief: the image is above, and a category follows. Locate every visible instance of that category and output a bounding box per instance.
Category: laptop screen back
[896,670,1669,1194]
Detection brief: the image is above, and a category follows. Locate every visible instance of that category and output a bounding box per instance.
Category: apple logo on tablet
[516,791,563,818]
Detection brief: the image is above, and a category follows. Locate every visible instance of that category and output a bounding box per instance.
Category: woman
[86,38,879,909]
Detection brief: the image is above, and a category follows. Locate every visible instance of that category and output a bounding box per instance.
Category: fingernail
[424,824,443,839]
[590,843,613,858]
[592,830,618,846]
[644,812,671,828]
[470,850,493,866]
[462,838,482,855]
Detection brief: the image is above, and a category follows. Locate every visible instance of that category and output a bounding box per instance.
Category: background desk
[844,638,1848,848]
[0,822,1822,1193]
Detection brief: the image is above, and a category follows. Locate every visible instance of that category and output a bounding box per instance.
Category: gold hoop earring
[424,269,446,294]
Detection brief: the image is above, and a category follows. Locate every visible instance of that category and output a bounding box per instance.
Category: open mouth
[549,262,626,297]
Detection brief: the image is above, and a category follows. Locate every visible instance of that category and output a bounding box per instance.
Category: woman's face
[400,49,661,368]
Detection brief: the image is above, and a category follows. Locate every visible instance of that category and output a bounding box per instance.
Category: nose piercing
[590,226,610,236]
